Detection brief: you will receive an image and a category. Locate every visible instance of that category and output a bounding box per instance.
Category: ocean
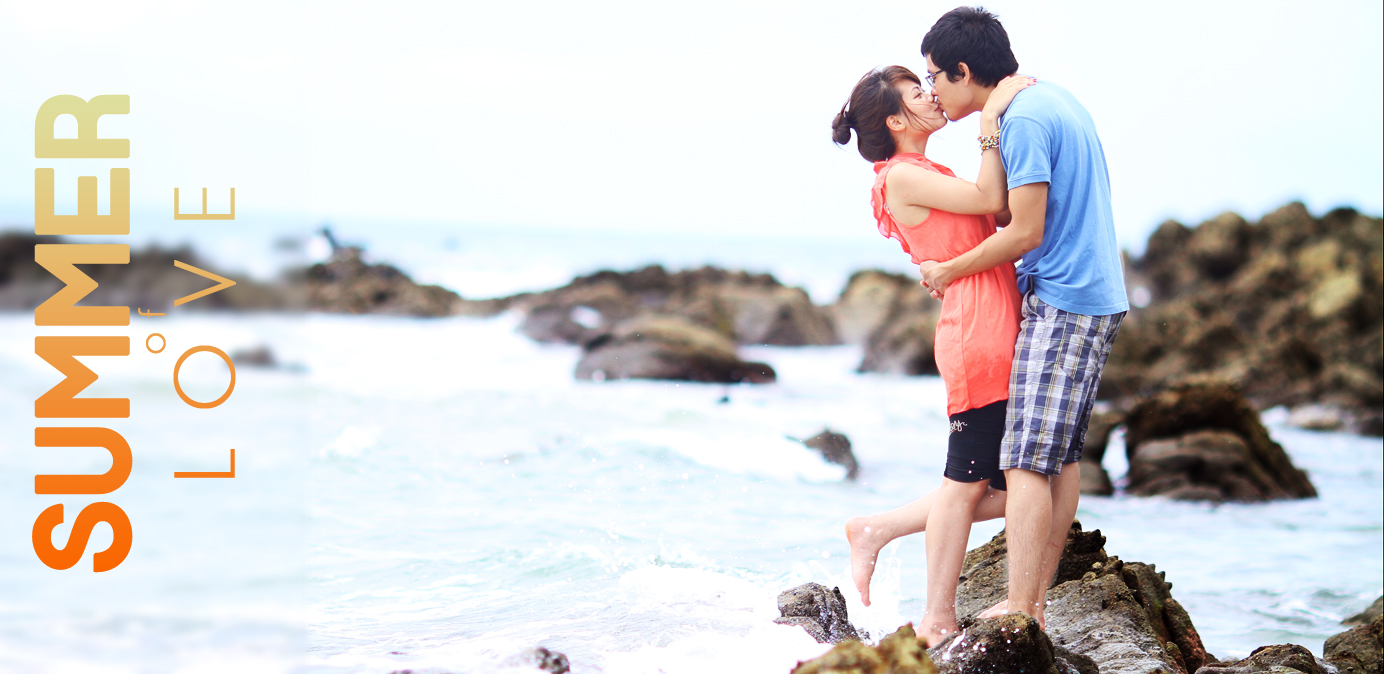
[0,232,1379,673]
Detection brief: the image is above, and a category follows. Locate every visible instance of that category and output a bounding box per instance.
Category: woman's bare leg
[920,479,989,645]
[846,483,1006,606]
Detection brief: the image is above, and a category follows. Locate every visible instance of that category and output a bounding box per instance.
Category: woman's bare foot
[919,620,959,648]
[845,516,892,606]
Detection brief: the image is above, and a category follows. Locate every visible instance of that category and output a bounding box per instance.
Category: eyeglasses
[925,69,942,87]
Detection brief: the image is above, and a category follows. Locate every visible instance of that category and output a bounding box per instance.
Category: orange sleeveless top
[871,153,1022,416]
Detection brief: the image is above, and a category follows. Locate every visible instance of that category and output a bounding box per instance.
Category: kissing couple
[832,6,1129,646]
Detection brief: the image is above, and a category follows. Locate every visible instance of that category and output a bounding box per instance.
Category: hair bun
[831,110,853,146]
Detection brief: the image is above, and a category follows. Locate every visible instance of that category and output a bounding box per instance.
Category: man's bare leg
[977,462,1084,622]
[847,485,1005,606]
[920,478,989,645]
[985,467,1052,627]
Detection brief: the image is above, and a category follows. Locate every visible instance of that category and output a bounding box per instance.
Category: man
[917,6,1128,630]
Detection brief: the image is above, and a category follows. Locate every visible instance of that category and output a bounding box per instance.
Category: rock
[950,522,1212,674]
[501,646,571,674]
[790,623,937,674]
[1324,614,1383,674]
[1345,597,1384,626]
[1078,458,1113,496]
[799,429,859,480]
[510,265,838,347]
[574,316,775,384]
[1123,381,1317,502]
[1196,643,1334,674]
[230,346,276,368]
[1083,409,1127,466]
[306,245,459,317]
[1288,404,1347,431]
[775,583,864,644]
[832,271,931,345]
[0,232,297,312]
[858,311,941,376]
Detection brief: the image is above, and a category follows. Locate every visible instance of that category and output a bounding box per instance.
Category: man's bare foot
[976,598,1009,619]
[977,598,1045,629]
[845,516,891,606]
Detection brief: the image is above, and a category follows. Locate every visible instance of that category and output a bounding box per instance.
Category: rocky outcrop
[0,232,297,311]
[1079,409,1126,496]
[775,583,866,644]
[791,623,936,674]
[306,245,460,317]
[1105,203,1384,436]
[950,522,1210,674]
[1324,614,1383,674]
[799,429,860,480]
[1123,381,1316,502]
[574,316,775,384]
[512,265,837,347]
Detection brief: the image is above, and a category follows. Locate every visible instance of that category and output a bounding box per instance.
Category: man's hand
[918,260,948,299]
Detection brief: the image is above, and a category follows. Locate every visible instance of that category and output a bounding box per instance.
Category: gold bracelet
[978,129,1000,152]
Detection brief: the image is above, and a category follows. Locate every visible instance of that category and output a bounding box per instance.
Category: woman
[831,65,1031,645]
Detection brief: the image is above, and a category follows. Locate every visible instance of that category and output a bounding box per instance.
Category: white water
[0,298,1380,672]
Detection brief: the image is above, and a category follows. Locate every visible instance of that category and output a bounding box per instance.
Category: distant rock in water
[791,623,936,674]
[1344,596,1384,626]
[1123,381,1317,502]
[500,646,571,674]
[1199,643,1339,674]
[0,232,296,312]
[230,346,276,368]
[834,270,942,376]
[774,583,864,644]
[509,264,837,347]
[306,245,460,317]
[1105,203,1383,436]
[574,316,775,384]
[798,429,859,480]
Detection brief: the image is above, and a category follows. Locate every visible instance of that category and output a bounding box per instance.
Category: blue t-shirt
[1000,81,1128,316]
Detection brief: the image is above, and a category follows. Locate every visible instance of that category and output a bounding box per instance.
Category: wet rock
[1344,596,1384,626]
[1104,203,1383,437]
[501,646,572,673]
[953,521,1110,624]
[775,583,864,644]
[574,316,775,384]
[1123,381,1317,502]
[307,245,459,317]
[790,623,937,674]
[1324,614,1382,674]
[1196,643,1334,674]
[928,613,1060,674]
[799,429,859,480]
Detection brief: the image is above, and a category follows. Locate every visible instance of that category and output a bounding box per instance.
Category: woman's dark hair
[831,66,922,162]
[920,6,1018,88]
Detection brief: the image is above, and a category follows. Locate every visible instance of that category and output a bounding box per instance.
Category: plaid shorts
[1000,292,1125,475]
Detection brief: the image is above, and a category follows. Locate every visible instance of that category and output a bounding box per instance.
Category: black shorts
[943,399,1008,491]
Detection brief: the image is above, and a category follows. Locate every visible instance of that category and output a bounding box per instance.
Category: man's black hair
[920,6,1019,88]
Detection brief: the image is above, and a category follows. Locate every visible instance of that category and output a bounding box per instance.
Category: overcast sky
[2,0,1380,254]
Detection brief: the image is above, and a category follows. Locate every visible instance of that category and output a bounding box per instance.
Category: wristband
[978,129,1000,152]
